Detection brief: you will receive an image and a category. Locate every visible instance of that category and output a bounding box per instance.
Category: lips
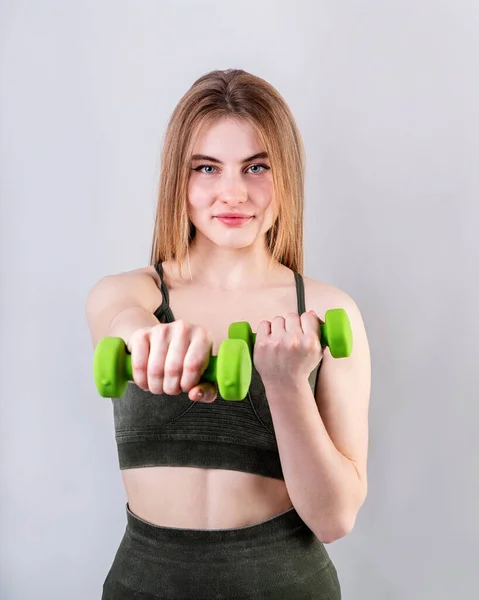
[215,214,252,219]
[215,215,253,227]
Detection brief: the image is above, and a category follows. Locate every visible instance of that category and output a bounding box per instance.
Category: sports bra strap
[153,262,175,322]
[294,272,306,314]
[154,261,306,319]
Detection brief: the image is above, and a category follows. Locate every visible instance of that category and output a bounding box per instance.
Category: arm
[265,291,371,543]
[85,268,162,348]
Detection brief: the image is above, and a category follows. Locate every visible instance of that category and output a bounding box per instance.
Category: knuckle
[164,361,183,377]
[193,325,209,340]
[305,333,319,349]
[174,319,190,333]
[147,361,165,378]
[129,329,148,349]
[135,326,150,338]
[151,324,167,339]
[183,357,203,373]
[132,361,147,374]
[289,337,301,349]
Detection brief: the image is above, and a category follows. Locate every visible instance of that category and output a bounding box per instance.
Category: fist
[127,320,218,402]
[253,311,323,389]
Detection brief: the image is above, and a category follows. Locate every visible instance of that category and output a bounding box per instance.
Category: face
[187,117,276,250]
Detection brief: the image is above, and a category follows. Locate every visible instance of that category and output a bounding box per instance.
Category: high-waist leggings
[101,504,341,599]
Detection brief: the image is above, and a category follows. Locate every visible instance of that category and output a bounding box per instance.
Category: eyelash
[192,164,270,175]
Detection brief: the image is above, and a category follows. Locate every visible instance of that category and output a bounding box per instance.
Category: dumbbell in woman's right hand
[128,321,219,402]
[93,320,252,402]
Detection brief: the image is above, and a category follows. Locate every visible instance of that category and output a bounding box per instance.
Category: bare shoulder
[302,275,360,318]
[303,274,370,364]
[87,265,162,316]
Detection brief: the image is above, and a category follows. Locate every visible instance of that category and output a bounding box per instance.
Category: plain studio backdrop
[1,1,478,598]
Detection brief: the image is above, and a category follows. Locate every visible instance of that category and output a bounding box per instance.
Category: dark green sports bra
[111,262,322,480]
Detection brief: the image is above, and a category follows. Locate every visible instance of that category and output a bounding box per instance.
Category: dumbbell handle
[238,309,353,360]
[94,335,253,400]
[120,323,330,381]
[95,343,219,399]
[120,320,330,388]
[249,322,329,345]
[123,351,218,384]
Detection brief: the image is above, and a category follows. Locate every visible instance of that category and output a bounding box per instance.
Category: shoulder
[303,274,370,362]
[302,275,360,319]
[110,264,160,288]
[95,264,163,313]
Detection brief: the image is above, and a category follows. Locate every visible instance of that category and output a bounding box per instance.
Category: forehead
[192,117,264,155]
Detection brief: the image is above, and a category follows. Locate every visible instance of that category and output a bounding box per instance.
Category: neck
[185,244,279,291]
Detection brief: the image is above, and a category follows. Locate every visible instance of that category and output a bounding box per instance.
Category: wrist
[263,377,312,402]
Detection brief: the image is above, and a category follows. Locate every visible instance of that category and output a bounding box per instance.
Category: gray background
[1,1,478,598]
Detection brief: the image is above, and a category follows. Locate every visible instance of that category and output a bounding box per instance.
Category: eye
[246,164,270,174]
[192,165,218,174]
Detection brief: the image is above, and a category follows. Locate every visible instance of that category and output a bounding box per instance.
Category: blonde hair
[149,68,305,277]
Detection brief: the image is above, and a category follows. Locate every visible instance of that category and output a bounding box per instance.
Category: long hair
[149,69,305,277]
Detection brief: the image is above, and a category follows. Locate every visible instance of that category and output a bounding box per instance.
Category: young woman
[87,68,371,599]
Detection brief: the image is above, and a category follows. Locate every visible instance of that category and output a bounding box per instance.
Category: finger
[270,315,286,338]
[188,382,217,403]
[130,330,151,391]
[256,319,271,340]
[181,329,213,393]
[163,323,191,395]
[307,309,325,325]
[301,311,322,341]
[147,326,169,394]
[285,312,302,333]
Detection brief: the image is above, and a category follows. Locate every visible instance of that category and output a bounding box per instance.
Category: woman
[87,68,371,599]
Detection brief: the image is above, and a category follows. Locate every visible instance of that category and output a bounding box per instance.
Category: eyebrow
[190,152,269,164]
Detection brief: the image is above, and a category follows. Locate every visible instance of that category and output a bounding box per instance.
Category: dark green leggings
[101,503,341,599]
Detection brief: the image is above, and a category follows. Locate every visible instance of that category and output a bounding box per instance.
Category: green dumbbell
[93,336,252,401]
[228,308,353,359]
[93,309,352,403]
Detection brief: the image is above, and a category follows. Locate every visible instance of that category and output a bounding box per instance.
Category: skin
[186,116,278,290]
[119,115,369,533]
[130,116,291,403]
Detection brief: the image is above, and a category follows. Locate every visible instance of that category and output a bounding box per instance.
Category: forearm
[108,305,159,348]
[266,379,364,543]
[86,273,161,349]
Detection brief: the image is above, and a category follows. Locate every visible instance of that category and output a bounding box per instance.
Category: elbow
[313,484,368,544]
[317,517,355,544]
[315,506,362,544]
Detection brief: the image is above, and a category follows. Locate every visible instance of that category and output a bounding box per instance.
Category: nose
[216,171,248,204]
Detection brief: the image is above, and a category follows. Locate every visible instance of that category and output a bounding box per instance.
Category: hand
[253,311,323,389]
[127,320,217,402]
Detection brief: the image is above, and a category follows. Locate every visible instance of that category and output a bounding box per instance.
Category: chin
[213,238,255,249]
[195,229,257,248]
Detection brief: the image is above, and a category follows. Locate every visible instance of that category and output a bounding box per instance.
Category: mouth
[215,215,253,226]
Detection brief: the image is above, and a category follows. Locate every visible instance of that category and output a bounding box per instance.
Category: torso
[122,260,335,530]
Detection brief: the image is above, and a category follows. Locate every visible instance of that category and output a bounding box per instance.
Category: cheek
[255,178,275,205]
[238,173,272,199]
[188,178,211,209]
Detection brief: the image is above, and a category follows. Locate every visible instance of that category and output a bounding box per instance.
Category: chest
[166,283,303,354]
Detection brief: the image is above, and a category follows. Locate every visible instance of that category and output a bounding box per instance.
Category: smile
[215,216,253,227]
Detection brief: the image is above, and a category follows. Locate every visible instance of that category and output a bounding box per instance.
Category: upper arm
[85,267,162,347]
[314,286,371,499]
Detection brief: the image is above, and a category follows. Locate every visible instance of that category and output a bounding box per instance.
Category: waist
[122,465,293,529]
[103,503,339,598]
[125,501,313,547]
